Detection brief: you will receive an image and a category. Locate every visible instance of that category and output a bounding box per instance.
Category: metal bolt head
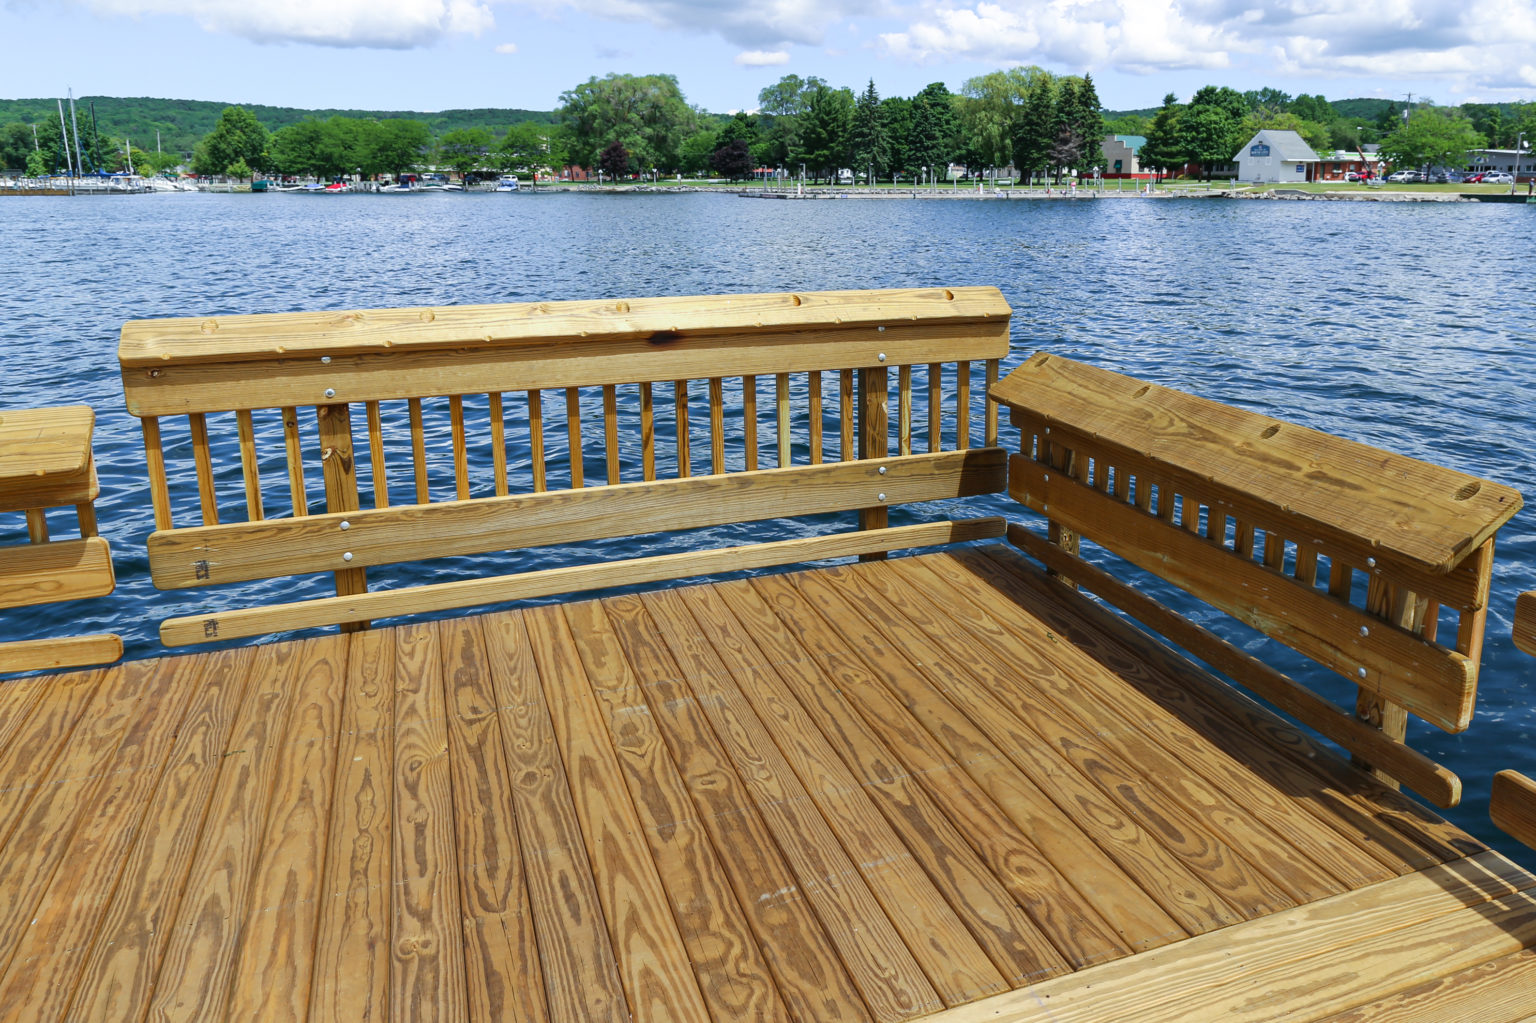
[1359,625,1369,637]
[342,552,354,562]
[324,388,336,399]
[877,492,887,502]
[877,352,887,362]
[340,520,350,531]
[1366,557,1376,568]
[878,466,887,475]
[1357,667,1367,678]
[321,355,332,364]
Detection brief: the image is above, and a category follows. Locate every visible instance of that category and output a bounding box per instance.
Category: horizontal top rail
[120,286,1010,367]
[0,405,98,512]
[992,351,1521,576]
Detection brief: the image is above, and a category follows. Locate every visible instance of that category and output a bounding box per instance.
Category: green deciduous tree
[559,73,698,172]
[365,119,431,177]
[1380,108,1485,172]
[756,74,825,167]
[1,122,33,171]
[709,139,752,180]
[957,68,1028,170]
[1140,93,1186,176]
[678,128,718,175]
[436,127,493,179]
[798,84,854,181]
[197,106,268,175]
[25,149,48,177]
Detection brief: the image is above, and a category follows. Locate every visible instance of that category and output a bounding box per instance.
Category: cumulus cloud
[879,0,1536,96]
[735,49,790,66]
[81,0,494,48]
[550,0,885,48]
[494,41,518,53]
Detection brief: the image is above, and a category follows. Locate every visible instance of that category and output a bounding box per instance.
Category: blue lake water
[1,188,1533,854]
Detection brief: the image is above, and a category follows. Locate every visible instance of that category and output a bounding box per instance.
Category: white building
[1100,134,1147,178]
[1235,130,1320,184]
[1466,148,1533,179]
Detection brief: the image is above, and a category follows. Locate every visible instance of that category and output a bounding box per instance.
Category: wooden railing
[0,405,121,673]
[992,352,1523,808]
[120,287,1011,644]
[1492,593,1536,848]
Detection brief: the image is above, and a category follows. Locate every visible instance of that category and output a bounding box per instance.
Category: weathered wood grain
[1312,947,1536,1023]
[0,536,115,609]
[525,604,713,1023]
[1516,591,1536,658]
[437,617,547,1023]
[0,404,96,511]
[309,629,396,1023]
[561,597,794,1023]
[390,622,470,1022]
[603,592,872,1023]
[0,632,121,673]
[1493,770,1536,852]
[480,610,629,1023]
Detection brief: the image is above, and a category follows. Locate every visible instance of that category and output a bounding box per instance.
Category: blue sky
[4,0,1533,114]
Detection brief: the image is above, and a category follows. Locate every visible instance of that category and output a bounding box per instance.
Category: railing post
[317,402,368,631]
[1042,436,1080,588]
[1352,579,1424,788]
[858,365,888,559]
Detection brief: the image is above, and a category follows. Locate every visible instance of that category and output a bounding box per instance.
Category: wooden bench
[992,351,1523,807]
[0,405,121,673]
[1493,593,1536,848]
[119,287,1012,646]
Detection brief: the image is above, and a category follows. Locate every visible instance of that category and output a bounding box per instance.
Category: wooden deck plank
[0,673,49,746]
[0,669,103,858]
[709,578,1078,986]
[921,849,1536,1023]
[0,663,163,981]
[524,604,713,1023]
[437,616,548,1023]
[602,592,873,1023]
[390,622,470,1023]
[643,586,944,1021]
[480,610,629,1023]
[788,567,1240,938]
[907,550,1396,894]
[886,554,1361,904]
[223,634,349,1022]
[1313,947,1536,1023]
[0,654,204,1019]
[309,629,396,1023]
[669,583,1010,1007]
[561,597,795,1023]
[66,649,256,1023]
[969,546,1478,871]
[146,641,314,1023]
[746,574,1156,963]
[846,558,1306,921]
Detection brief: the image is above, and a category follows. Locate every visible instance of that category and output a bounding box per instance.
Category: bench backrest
[993,352,1522,804]
[120,287,1011,644]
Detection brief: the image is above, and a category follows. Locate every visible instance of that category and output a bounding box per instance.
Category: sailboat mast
[57,99,74,179]
[68,89,87,175]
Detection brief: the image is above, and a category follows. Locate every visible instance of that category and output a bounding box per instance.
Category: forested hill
[0,96,557,155]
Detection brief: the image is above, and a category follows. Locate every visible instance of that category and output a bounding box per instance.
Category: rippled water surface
[2,189,1533,852]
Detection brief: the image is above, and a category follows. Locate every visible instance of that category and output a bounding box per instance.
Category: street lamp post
[1513,133,1528,195]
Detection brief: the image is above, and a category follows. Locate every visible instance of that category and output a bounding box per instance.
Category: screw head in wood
[1359,625,1369,637]
[1357,667,1367,678]
[877,493,887,502]
[324,388,336,399]
[343,552,354,562]
[340,521,350,531]
[878,466,887,475]
[321,355,332,364]
[1366,557,1376,568]
[878,352,887,362]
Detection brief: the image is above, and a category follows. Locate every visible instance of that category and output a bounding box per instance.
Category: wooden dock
[6,547,1536,1022]
[5,286,1536,1020]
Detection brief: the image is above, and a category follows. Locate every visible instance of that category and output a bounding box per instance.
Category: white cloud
[81,0,494,48]
[735,49,790,66]
[494,41,518,53]
[548,0,885,48]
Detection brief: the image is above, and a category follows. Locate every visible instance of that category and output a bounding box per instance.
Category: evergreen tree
[1140,93,1186,177]
[907,82,958,180]
[1072,73,1105,173]
[849,79,890,179]
[881,96,913,178]
[1011,74,1056,184]
[798,84,854,181]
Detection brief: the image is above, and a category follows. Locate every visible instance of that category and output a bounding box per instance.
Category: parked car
[1466,172,1487,183]
[1345,171,1367,182]
[1386,170,1418,183]
[1481,171,1515,184]
[1443,171,1466,183]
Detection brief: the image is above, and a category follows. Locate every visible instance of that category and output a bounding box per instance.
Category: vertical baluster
[317,401,367,629]
[956,360,971,449]
[1113,463,1130,503]
[566,386,584,488]
[640,382,656,482]
[282,406,308,516]
[188,412,220,526]
[1158,487,1177,524]
[488,393,508,497]
[1422,600,1441,644]
[1328,559,1352,602]
[742,375,758,471]
[808,370,823,465]
[528,389,546,493]
[927,362,941,453]
[1134,472,1153,514]
[1295,546,1320,586]
[1455,538,1495,663]
[898,364,913,456]
[674,380,691,478]
[709,377,725,475]
[234,409,264,520]
[840,369,854,460]
[776,372,791,468]
[604,384,621,485]
[141,416,174,530]
[366,400,390,508]
[1179,495,1200,533]
[25,508,48,543]
[407,397,429,504]
[450,395,470,500]
[1355,578,1418,787]
[984,358,999,447]
[1263,532,1286,569]
[1233,520,1255,557]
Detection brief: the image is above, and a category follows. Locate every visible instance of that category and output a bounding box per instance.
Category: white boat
[495,175,521,192]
